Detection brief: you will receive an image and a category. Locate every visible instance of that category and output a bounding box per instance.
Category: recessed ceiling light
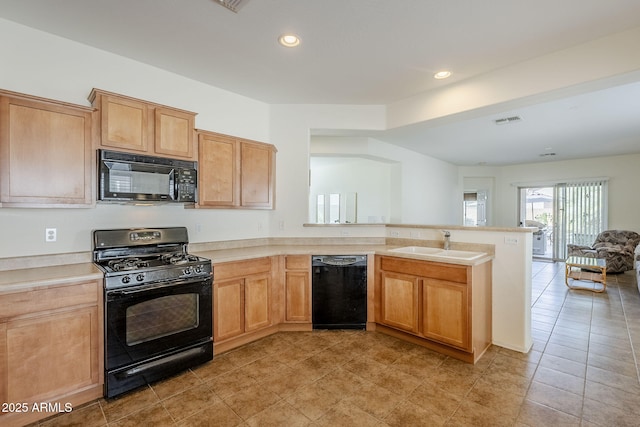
[433,70,451,79]
[278,34,300,48]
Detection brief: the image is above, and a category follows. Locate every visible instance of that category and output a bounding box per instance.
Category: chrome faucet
[443,230,451,250]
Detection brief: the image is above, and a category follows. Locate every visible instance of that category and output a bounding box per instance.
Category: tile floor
[37,261,640,426]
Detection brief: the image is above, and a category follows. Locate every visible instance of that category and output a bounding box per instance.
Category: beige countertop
[194,244,494,266]
[0,243,494,295]
[0,262,103,295]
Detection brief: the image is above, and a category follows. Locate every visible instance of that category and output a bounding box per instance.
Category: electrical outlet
[45,228,57,242]
[504,236,519,245]
[340,231,350,237]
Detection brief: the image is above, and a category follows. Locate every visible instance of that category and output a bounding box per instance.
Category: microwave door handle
[170,168,177,201]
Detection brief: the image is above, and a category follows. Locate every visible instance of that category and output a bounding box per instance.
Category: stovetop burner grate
[161,252,201,265]
[108,257,150,272]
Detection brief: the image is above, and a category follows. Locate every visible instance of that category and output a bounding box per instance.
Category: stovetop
[100,252,204,273]
[93,227,212,290]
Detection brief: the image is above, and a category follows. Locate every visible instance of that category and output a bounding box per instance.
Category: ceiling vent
[213,0,249,13]
[494,115,523,125]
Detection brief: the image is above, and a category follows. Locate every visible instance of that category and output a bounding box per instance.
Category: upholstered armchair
[567,230,640,273]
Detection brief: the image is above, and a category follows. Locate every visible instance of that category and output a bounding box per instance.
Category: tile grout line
[617,275,640,386]
[517,261,588,425]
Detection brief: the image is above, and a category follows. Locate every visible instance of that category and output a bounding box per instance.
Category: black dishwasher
[312,255,367,330]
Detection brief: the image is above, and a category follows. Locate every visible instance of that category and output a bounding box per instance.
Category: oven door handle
[108,277,211,296]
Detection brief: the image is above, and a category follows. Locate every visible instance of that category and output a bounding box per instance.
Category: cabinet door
[285,270,310,322]
[284,255,310,322]
[198,133,240,206]
[99,94,149,152]
[213,279,244,342]
[240,141,274,208]
[1,306,99,403]
[422,278,469,350]
[154,107,195,159]
[244,273,271,332]
[379,271,419,333]
[0,96,92,206]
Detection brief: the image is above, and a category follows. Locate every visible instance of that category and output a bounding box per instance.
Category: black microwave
[98,150,197,203]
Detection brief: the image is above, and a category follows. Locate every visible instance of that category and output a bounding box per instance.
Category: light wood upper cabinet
[95,92,149,152]
[154,107,195,158]
[197,130,276,209]
[0,90,93,207]
[89,89,196,160]
[0,279,103,427]
[241,140,275,208]
[198,132,240,207]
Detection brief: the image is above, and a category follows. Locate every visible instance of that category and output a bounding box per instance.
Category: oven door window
[126,294,199,345]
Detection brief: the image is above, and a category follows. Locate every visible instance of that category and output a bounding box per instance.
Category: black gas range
[93,227,213,398]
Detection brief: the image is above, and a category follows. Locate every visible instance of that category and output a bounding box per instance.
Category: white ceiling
[1,0,639,166]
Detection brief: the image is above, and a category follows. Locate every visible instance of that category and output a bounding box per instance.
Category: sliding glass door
[519,187,554,259]
[519,180,607,260]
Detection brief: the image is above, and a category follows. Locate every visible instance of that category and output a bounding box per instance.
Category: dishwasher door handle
[312,255,366,266]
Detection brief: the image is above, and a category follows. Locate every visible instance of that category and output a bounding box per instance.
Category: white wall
[460,153,640,233]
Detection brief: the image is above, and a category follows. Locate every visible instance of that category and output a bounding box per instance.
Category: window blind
[556,180,607,258]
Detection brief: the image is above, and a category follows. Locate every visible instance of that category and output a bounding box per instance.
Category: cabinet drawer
[285,255,310,270]
[0,281,99,319]
[214,257,272,281]
[379,256,467,283]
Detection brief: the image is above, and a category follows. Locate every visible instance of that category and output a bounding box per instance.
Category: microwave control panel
[177,169,197,202]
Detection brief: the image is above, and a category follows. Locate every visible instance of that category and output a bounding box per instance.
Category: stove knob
[136,274,145,282]
[121,276,131,284]
[183,267,192,275]
[194,266,202,274]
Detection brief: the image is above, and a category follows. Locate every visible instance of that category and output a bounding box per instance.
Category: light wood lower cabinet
[213,257,275,352]
[283,255,311,323]
[0,280,103,427]
[375,256,491,363]
[379,271,419,333]
[213,278,244,341]
[422,277,469,349]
